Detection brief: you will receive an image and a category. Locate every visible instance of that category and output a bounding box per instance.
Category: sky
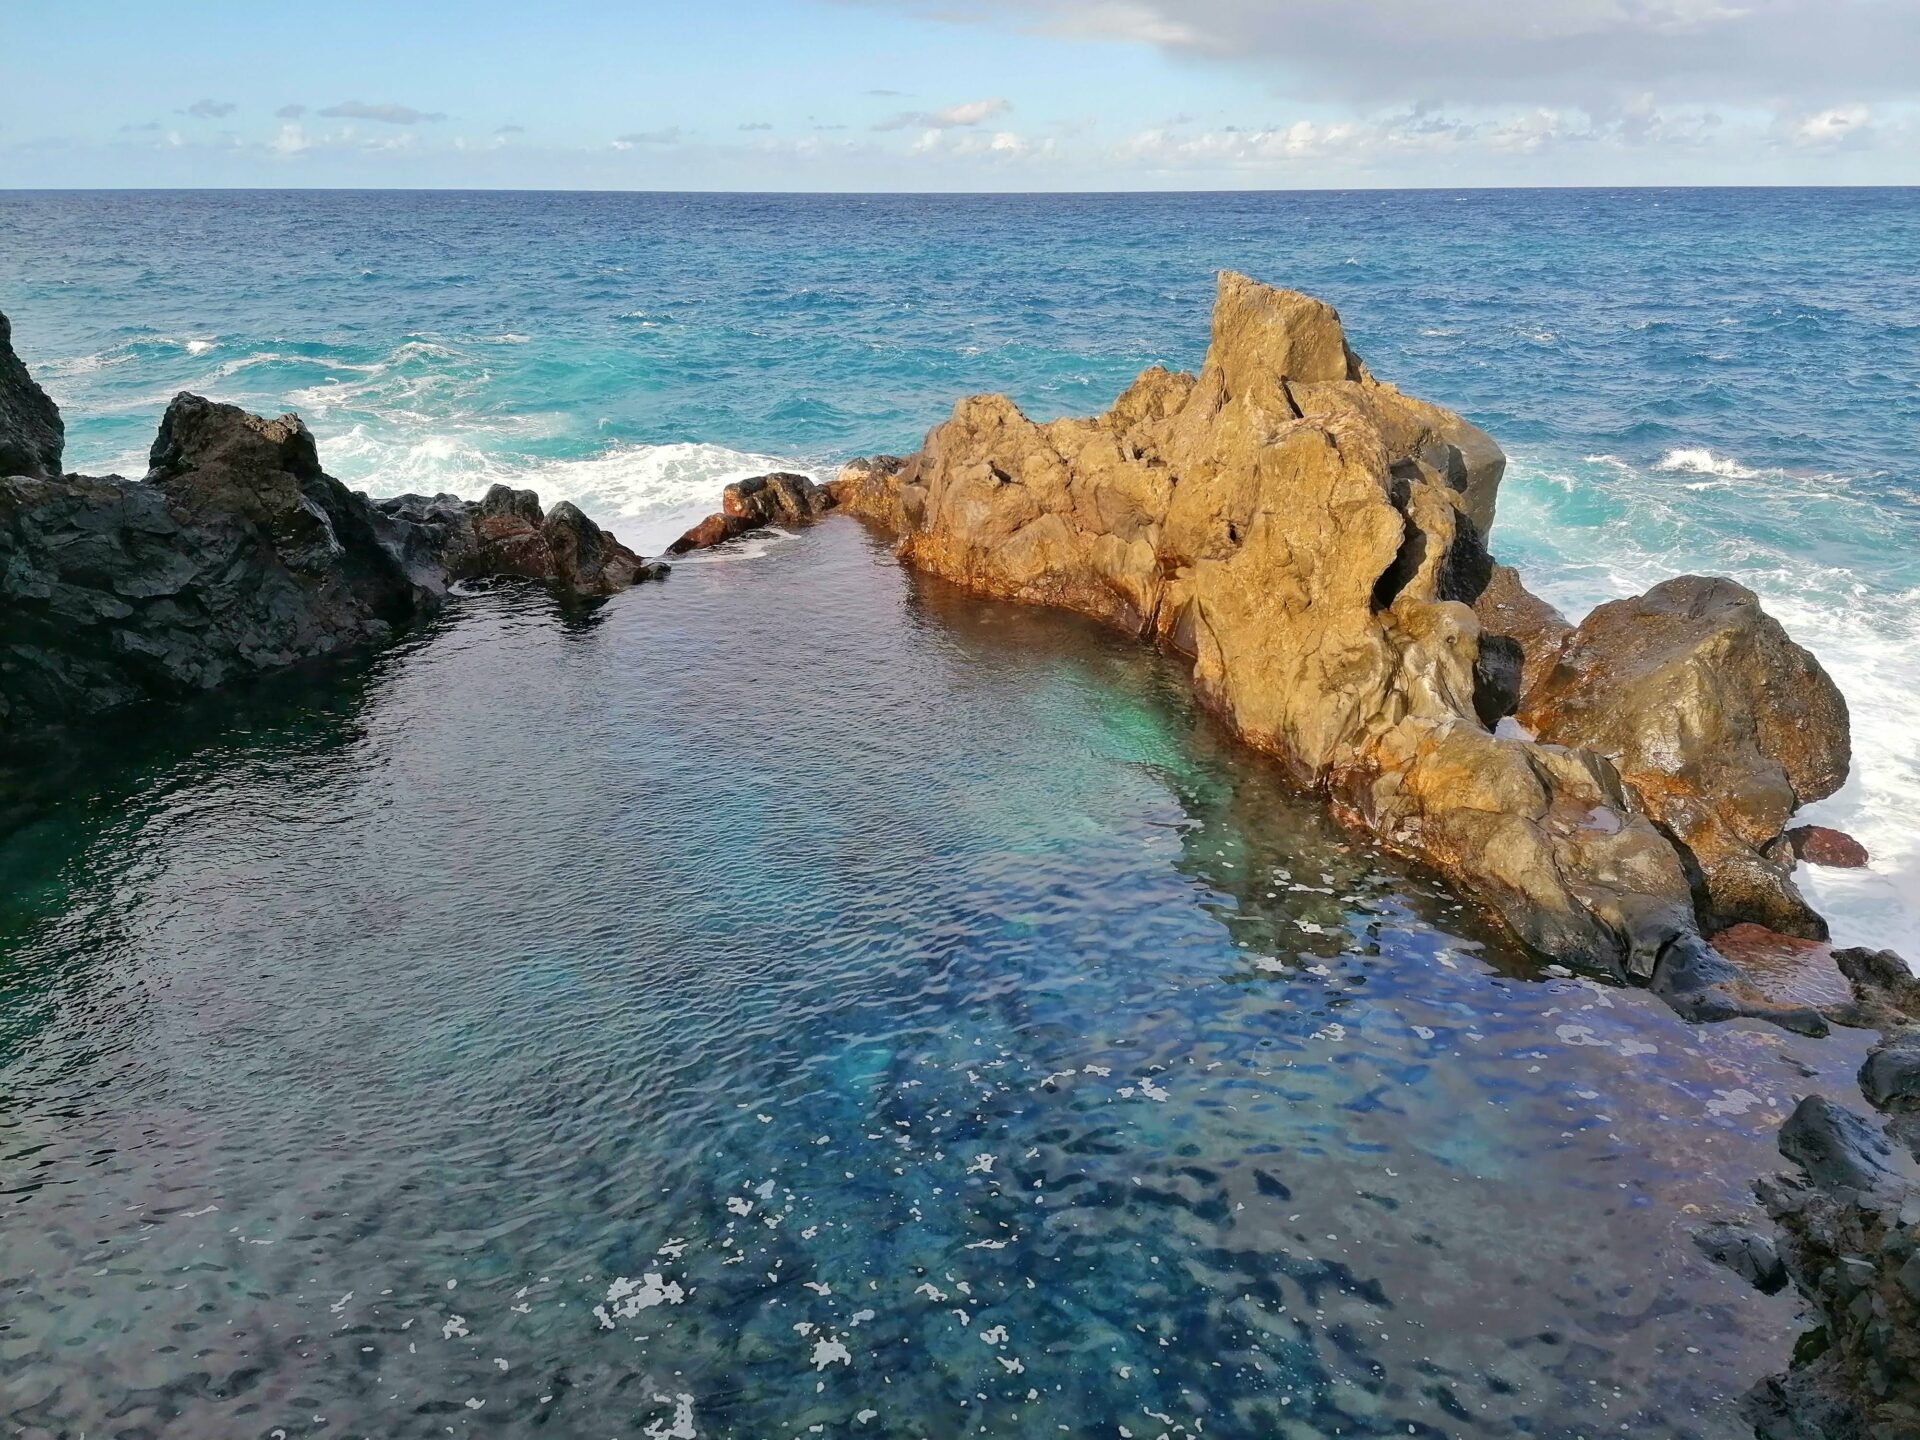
[4,0,1915,190]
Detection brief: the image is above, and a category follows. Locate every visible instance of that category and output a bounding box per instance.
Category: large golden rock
[829,272,1846,1025]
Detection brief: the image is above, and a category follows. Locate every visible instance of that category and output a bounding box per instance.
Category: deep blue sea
[0,189,1916,1438]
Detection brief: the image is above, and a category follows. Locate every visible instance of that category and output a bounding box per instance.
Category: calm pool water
[0,521,1870,1439]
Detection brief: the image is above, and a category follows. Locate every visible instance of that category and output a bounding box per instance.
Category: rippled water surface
[0,524,1874,1439]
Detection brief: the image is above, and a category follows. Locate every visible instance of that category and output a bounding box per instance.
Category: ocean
[0,188,1915,1438]
[4,188,1914,956]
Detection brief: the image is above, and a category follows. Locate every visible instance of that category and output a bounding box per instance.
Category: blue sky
[4,0,1914,189]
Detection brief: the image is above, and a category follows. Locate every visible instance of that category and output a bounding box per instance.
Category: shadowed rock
[1747,1095,1920,1440]
[1520,576,1850,939]
[0,311,63,480]
[1,316,662,741]
[826,272,1847,1024]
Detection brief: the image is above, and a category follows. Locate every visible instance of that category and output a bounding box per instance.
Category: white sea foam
[1654,447,1762,480]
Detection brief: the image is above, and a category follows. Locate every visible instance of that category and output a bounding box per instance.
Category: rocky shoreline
[681,273,1920,1439]
[6,281,1917,1437]
[0,311,664,743]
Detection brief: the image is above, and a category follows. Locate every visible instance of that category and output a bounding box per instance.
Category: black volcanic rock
[0,315,663,743]
[1,310,64,480]
[1748,1096,1920,1440]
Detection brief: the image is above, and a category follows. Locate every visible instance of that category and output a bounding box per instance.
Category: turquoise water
[0,190,1916,1437]
[0,526,1877,1438]
[3,188,1915,952]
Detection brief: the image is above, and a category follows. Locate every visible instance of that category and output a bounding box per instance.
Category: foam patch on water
[1500,448,1920,969]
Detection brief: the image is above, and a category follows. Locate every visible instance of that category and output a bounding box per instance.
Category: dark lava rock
[1694,1219,1788,1293]
[1832,947,1920,1030]
[1788,825,1872,869]
[671,471,835,554]
[1860,1030,1920,1113]
[3,394,444,738]
[378,485,666,597]
[1519,575,1851,939]
[1,314,663,742]
[1748,1096,1920,1440]
[0,310,63,480]
[1779,1094,1898,1195]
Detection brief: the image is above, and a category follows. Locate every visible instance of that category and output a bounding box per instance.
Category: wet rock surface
[1,314,660,742]
[1745,1095,1920,1440]
[1789,825,1872,870]
[669,471,835,554]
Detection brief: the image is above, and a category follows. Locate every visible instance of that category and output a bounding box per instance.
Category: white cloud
[850,0,1917,108]
[875,97,1011,130]
[319,100,446,125]
[269,123,310,156]
[183,99,236,120]
[1791,104,1871,145]
[612,127,685,149]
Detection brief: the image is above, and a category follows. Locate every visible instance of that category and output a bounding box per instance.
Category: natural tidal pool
[0,522,1873,1439]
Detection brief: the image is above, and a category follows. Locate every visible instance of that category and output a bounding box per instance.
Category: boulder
[828,272,1833,1019]
[379,483,662,597]
[1788,824,1871,869]
[1693,1219,1787,1293]
[1860,1030,1920,1113]
[1518,576,1850,939]
[671,471,835,554]
[0,310,64,480]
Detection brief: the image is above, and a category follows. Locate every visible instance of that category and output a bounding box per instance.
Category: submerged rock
[1520,576,1850,939]
[1,316,661,741]
[669,471,834,554]
[828,272,1848,1021]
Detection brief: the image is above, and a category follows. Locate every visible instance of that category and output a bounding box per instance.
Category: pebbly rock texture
[376,484,666,597]
[1,315,662,742]
[1746,1095,1920,1440]
[0,312,63,480]
[828,272,1846,1024]
[1519,576,1851,940]
[668,471,834,554]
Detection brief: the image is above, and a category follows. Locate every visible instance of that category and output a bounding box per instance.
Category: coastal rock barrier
[808,271,1918,1438]
[825,272,1855,1031]
[0,313,663,741]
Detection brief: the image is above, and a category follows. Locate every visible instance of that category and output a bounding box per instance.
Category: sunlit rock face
[832,273,1847,1024]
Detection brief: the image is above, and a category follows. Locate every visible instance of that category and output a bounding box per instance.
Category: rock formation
[376,484,665,597]
[0,313,662,742]
[668,471,835,554]
[828,271,1845,1028]
[1744,1096,1920,1440]
[1518,577,1850,938]
[0,312,62,480]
